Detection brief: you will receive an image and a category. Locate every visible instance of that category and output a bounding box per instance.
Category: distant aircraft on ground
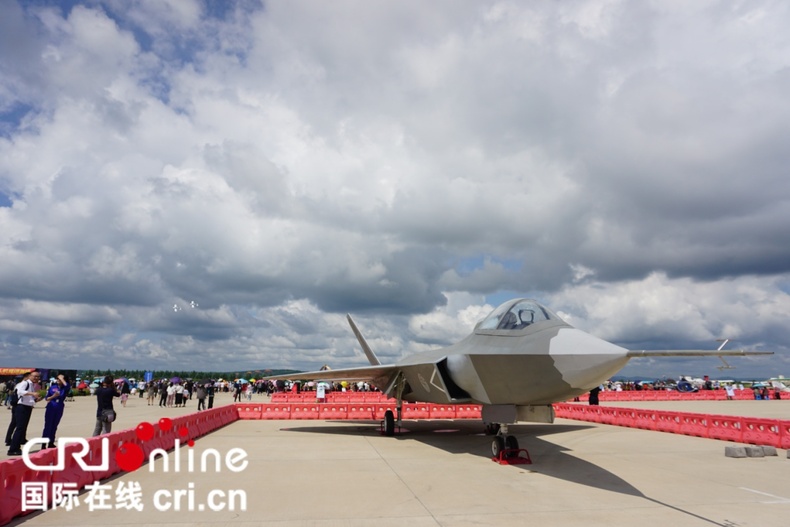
[263,298,772,457]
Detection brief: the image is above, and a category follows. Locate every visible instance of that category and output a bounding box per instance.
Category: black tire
[491,436,505,458]
[504,435,519,457]
[384,410,395,436]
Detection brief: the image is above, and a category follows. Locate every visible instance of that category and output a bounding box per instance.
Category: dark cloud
[0,0,787,378]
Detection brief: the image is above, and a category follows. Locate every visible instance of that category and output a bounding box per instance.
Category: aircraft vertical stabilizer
[347,315,381,365]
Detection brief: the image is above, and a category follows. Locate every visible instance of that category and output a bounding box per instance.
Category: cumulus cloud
[0,0,788,379]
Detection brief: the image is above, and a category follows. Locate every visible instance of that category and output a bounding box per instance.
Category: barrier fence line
[0,405,239,526]
[553,403,790,449]
[269,389,777,404]
[3,400,786,525]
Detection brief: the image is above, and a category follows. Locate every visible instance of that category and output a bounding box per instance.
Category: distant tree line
[77,368,299,380]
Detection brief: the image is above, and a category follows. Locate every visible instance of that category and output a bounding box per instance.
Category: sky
[1,0,789,380]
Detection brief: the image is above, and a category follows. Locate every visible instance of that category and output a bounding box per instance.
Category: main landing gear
[383,409,397,436]
[382,373,406,437]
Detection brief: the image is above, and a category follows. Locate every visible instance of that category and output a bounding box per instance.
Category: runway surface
[3,394,789,526]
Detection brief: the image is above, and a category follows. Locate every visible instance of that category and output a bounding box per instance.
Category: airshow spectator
[92,376,120,436]
[42,374,70,448]
[588,386,601,406]
[120,381,131,407]
[147,383,157,406]
[206,383,215,409]
[7,371,42,455]
[158,381,168,407]
[195,383,207,411]
[174,383,184,407]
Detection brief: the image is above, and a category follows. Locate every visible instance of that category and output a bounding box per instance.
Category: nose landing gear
[488,424,532,465]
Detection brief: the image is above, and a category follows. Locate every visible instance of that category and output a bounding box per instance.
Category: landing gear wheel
[491,436,506,458]
[485,423,501,435]
[504,435,519,457]
[383,410,395,436]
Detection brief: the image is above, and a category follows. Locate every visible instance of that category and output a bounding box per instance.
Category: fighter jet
[263,298,771,457]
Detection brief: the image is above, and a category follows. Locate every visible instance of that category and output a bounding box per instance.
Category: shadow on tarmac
[278,419,729,526]
[280,420,643,495]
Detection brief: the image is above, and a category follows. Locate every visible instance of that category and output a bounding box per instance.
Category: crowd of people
[4,371,70,456]
[1,372,235,456]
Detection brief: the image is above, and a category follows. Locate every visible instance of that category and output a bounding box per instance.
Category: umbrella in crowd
[170,376,181,383]
[236,378,249,384]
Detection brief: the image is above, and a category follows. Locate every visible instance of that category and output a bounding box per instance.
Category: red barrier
[678,413,708,438]
[347,405,375,420]
[653,412,681,434]
[779,421,790,449]
[402,403,431,420]
[707,415,742,443]
[428,405,456,419]
[634,409,657,430]
[0,454,53,522]
[455,404,482,419]
[149,422,175,453]
[741,418,781,447]
[290,404,320,420]
[319,404,348,420]
[0,405,243,527]
[52,442,98,489]
[260,404,292,419]
[194,412,212,437]
[236,404,263,419]
[373,404,397,420]
[598,407,619,425]
[218,405,237,426]
[556,403,790,450]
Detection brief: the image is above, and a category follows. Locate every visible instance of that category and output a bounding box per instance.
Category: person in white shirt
[6,371,42,455]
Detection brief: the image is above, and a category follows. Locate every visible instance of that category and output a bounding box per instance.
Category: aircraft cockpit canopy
[477,299,558,331]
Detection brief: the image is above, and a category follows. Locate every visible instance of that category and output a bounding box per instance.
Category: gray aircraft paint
[263,298,769,421]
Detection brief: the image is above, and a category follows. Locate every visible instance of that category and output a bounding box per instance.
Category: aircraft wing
[627,349,773,357]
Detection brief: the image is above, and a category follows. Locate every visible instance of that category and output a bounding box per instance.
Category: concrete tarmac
[3,394,789,526]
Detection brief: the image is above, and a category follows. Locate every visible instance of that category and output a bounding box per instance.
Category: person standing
[196,383,207,411]
[174,383,184,407]
[588,386,601,406]
[120,381,131,407]
[7,370,42,455]
[206,382,215,409]
[42,374,70,448]
[147,382,157,406]
[92,376,120,436]
[4,380,19,445]
[158,381,167,407]
[182,384,191,407]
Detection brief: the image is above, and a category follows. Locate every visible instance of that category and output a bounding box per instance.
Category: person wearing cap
[42,374,71,449]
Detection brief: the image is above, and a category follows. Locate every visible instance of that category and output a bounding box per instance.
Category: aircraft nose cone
[550,328,630,389]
